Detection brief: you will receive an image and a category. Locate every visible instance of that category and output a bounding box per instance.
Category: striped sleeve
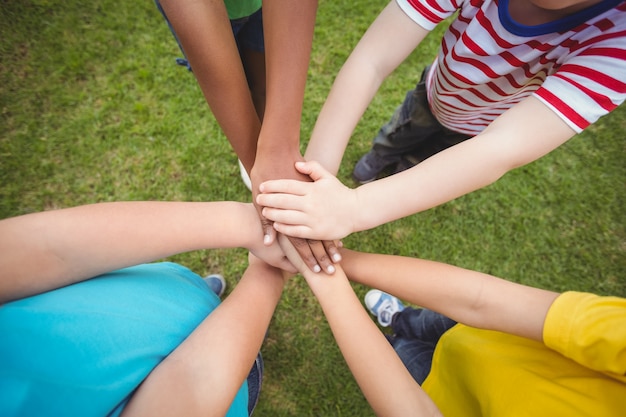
[535,31,626,132]
[396,0,460,30]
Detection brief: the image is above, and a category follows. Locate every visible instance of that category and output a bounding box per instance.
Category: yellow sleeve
[543,291,626,378]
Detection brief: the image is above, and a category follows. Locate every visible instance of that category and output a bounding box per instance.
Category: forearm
[305,0,428,173]
[121,260,285,417]
[303,266,441,416]
[352,96,576,233]
[257,0,317,157]
[352,134,509,231]
[305,56,384,173]
[0,201,261,302]
[159,0,260,170]
[340,249,559,341]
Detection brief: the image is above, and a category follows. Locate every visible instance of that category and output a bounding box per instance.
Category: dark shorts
[154,0,264,71]
[372,67,471,166]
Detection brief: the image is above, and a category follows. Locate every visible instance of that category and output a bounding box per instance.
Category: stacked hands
[255,160,356,275]
[7,0,625,413]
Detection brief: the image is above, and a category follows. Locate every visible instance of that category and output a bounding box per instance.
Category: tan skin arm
[339,248,559,342]
[158,0,260,170]
[279,236,442,416]
[0,201,293,304]
[121,256,287,417]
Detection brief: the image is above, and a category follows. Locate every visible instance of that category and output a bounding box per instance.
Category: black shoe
[394,156,419,174]
[353,150,400,184]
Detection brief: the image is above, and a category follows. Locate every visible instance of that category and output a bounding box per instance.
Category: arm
[305,0,428,173]
[158,0,260,170]
[350,96,577,231]
[258,96,577,241]
[251,0,317,181]
[157,0,337,273]
[0,201,293,303]
[121,256,287,417]
[249,0,317,209]
[279,236,442,416]
[249,0,342,273]
[340,248,559,342]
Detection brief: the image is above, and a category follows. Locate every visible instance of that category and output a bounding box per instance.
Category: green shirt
[225,0,262,20]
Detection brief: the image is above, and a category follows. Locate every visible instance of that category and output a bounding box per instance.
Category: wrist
[240,203,263,250]
[351,186,366,234]
[255,142,301,159]
[256,128,301,158]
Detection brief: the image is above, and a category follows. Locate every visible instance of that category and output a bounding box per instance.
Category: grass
[1,0,625,415]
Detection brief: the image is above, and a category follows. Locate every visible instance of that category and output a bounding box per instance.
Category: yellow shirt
[422,292,626,416]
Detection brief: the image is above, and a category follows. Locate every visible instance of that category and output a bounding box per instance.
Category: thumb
[295,160,331,182]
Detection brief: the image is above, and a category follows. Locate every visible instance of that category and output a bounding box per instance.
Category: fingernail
[332,253,341,262]
[264,235,271,244]
[312,264,321,273]
[327,265,335,274]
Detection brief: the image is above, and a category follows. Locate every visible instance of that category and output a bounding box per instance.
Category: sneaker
[393,156,419,174]
[204,274,226,298]
[238,159,252,191]
[364,289,404,327]
[352,150,400,184]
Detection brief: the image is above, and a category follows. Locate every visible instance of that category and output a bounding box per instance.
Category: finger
[323,240,342,263]
[259,179,308,195]
[288,236,321,273]
[257,192,307,211]
[308,239,335,275]
[294,160,332,182]
[272,222,314,240]
[262,207,309,226]
[261,217,276,245]
[278,257,298,274]
[277,234,305,272]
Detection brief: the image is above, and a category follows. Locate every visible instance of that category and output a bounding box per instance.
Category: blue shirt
[0,262,249,417]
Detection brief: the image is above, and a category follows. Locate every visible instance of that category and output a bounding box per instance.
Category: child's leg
[353,67,470,182]
[389,307,456,384]
[234,9,266,120]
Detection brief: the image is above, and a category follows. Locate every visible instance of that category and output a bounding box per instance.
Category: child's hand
[248,237,297,274]
[276,234,308,276]
[247,251,297,284]
[257,161,358,242]
[251,154,340,275]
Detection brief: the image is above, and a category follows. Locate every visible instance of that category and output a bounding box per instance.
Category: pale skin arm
[0,201,293,303]
[121,256,286,417]
[340,248,559,342]
[279,236,442,417]
[305,0,428,173]
[257,96,577,241]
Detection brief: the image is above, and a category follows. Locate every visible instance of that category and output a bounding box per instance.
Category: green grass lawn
[1,1,624,415]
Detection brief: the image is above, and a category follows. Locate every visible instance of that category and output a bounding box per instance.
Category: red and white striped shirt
[397,0,626,134]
